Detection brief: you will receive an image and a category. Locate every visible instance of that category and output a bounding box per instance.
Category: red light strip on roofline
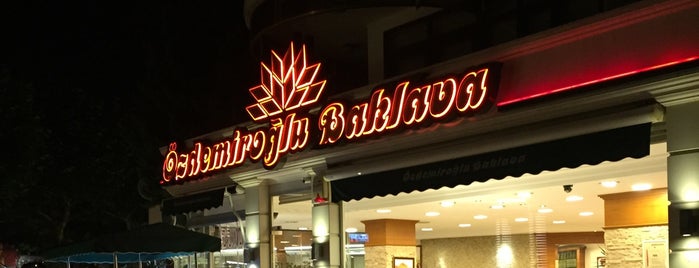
[497,56,699,107]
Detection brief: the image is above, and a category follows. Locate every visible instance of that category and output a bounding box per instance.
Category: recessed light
[298,227,309,230]
[566,195,584,202]
[537,206,553,213]
[458,223,471,228]
[474,214,488,220]
[345,227,358,233]
[425,211,440,217]
[515,217,529,222]
[357,172,362,175]
[490,204,504,209]
[631,183,652,191]
[376,209,391,214]
[600,180,618,188]
[553,220,566,224]
[579,211,594,216]
[421,227,433,231]
[440,201,455,207]
[517,192,532,199]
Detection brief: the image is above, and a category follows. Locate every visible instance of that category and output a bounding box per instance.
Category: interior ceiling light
[298,227,309,230]
[631,183,652,191]
[516,192,532,199]
[421,228,433,231]
[425,211,441,217]
[514,217,529,222]
[537,206,553,213]
[458,223,472,228]
[474,215,488,220]
[566,195,584,202]
[345,227,358,233]
[600,180,618,188]
[490,204,505,209]
[579,211,594,217]
[440,201,455,207]
[553,220,566,224]
[376,209,391,214]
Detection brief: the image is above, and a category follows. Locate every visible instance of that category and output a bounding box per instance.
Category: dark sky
[1,1,264,246]
[5,1,257,144]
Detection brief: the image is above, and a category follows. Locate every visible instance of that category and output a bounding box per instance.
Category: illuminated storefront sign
[161,43,500,185]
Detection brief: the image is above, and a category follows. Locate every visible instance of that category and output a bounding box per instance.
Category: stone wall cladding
[604,225,667,267]
[364,245,416,268]
[420,234,534,268]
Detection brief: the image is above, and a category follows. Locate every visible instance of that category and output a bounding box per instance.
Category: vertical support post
[311,174,341,268]
[666,101,699,267]
[242,179,272,268]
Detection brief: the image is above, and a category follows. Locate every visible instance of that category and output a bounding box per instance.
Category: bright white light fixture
[683,190,699,202]
[517,191,532,199]
[458,223,472,228]
[474,214,488,220]
[579,211,594,216]
[490,204,504,209]
[631,183,652,191]
[298,227,309,230]
[425,211,440,217]
[440,201,455,207]
[345,227,358,233]
[514,217,529,222]
[376,209,391,214]
[601,180,618,188]
[496,244,514,267]
[566,195,584,202]
[553,220,566,224]
[537,206,553,213]
[421,227,433,231]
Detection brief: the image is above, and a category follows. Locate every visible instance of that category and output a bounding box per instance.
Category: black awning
[330,123,651,202]
[162,188,225,216]
[42,223,221,263]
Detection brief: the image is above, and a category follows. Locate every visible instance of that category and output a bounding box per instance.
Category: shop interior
[210,141,667,267]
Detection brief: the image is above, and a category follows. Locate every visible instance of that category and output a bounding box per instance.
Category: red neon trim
[497,56,699,107]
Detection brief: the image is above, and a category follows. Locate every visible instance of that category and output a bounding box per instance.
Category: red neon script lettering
[318,67,492,145]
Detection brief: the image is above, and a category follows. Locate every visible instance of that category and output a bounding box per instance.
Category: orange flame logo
[246,42,326,121]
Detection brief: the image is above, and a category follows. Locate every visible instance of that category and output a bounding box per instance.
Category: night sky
[2,1,260,249]
[5,1,257,143]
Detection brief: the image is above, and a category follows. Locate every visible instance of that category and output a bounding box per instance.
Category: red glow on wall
[497,56,699,107]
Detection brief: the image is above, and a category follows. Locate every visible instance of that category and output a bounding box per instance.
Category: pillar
[666,101,699,267]
[240,178,272,268]
[361,219,419,268]
[311,172,342,268]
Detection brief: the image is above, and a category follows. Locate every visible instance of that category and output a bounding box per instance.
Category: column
[361,219,419,268]
[240,178,272,268]
[666,101,699,267]
[312,173,342,268]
